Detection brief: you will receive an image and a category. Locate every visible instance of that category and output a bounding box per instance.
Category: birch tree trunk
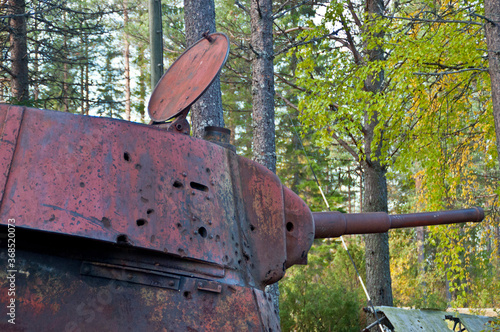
[184,0,224,138]
[363,0,393,307]
[485,0,500,167]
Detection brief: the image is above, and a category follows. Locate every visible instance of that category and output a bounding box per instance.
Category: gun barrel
[313,207,484,239]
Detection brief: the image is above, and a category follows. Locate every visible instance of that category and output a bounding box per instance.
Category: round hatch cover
[148,33,230,122]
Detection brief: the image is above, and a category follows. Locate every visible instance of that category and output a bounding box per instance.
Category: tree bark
[250,0,279,317]
[485,0,500,167]
[184,0,224,138]
[123,0,131,121]
[9,0,29,103]
[250,0,276,172]
[363,161,393,306]
[363,0,394,307]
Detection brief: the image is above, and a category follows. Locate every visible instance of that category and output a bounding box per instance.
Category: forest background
[1,0,499,331]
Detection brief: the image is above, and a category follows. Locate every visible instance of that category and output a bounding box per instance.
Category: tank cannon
[0,33,485,331]
[313,208,485,238]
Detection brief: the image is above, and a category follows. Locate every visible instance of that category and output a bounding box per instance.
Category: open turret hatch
[148,32,230,124]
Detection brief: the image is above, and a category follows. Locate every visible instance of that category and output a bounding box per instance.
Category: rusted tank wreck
[0,33,484,331]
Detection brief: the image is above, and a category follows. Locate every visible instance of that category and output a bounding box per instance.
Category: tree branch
[275,31,336,55]
[234,0,250,15]
[275,26,313,35]
[273,0,314,20]
[274,72,305,92]
[276,91,299,110]
[383,14,483,26]
[0,63,14,77]
[413,68,487,76]
[329,129,360,162]
[346,0,362,28]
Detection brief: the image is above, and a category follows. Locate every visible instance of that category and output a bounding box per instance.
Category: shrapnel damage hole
[136,219,147,227]
[198,227,207,238]
[190,182,208,192]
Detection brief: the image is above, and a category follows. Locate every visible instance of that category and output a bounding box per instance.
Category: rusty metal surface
[203,126,236,152]
[148,33,229,122]
[313,208,485,239]
[0,104,300,330]
[314,212,390,238]
[0,105,241,269]
[0,105,23,205]
[0,229,269,332]
[237,156,287,286]
[283,186,314,268]
[389,207,484,228]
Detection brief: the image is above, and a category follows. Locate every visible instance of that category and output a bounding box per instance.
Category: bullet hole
[190,182,208,192]
[250,224,256,231]
[198,227,207,238]
[147,209,155,215]
[183,291,192,299]
[173,181,183,188]
[136,219,147,227]
[286,222,294,232]
[123,152,131,162]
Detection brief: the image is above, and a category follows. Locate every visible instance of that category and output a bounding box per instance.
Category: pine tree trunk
[250,0,279,317]
[138,47,147,122]
[250,0,276,172]
[33,0,39,102]
[363,0,393,307]
[184,0,224,138]
[84,47,90,115]
[63,45,69,112]
[485,0,500,167]
[123,0,131,121]
[9,0,29,103]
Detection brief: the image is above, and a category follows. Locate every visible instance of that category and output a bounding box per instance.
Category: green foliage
[280,239,366,332]
[293,0,500,310]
